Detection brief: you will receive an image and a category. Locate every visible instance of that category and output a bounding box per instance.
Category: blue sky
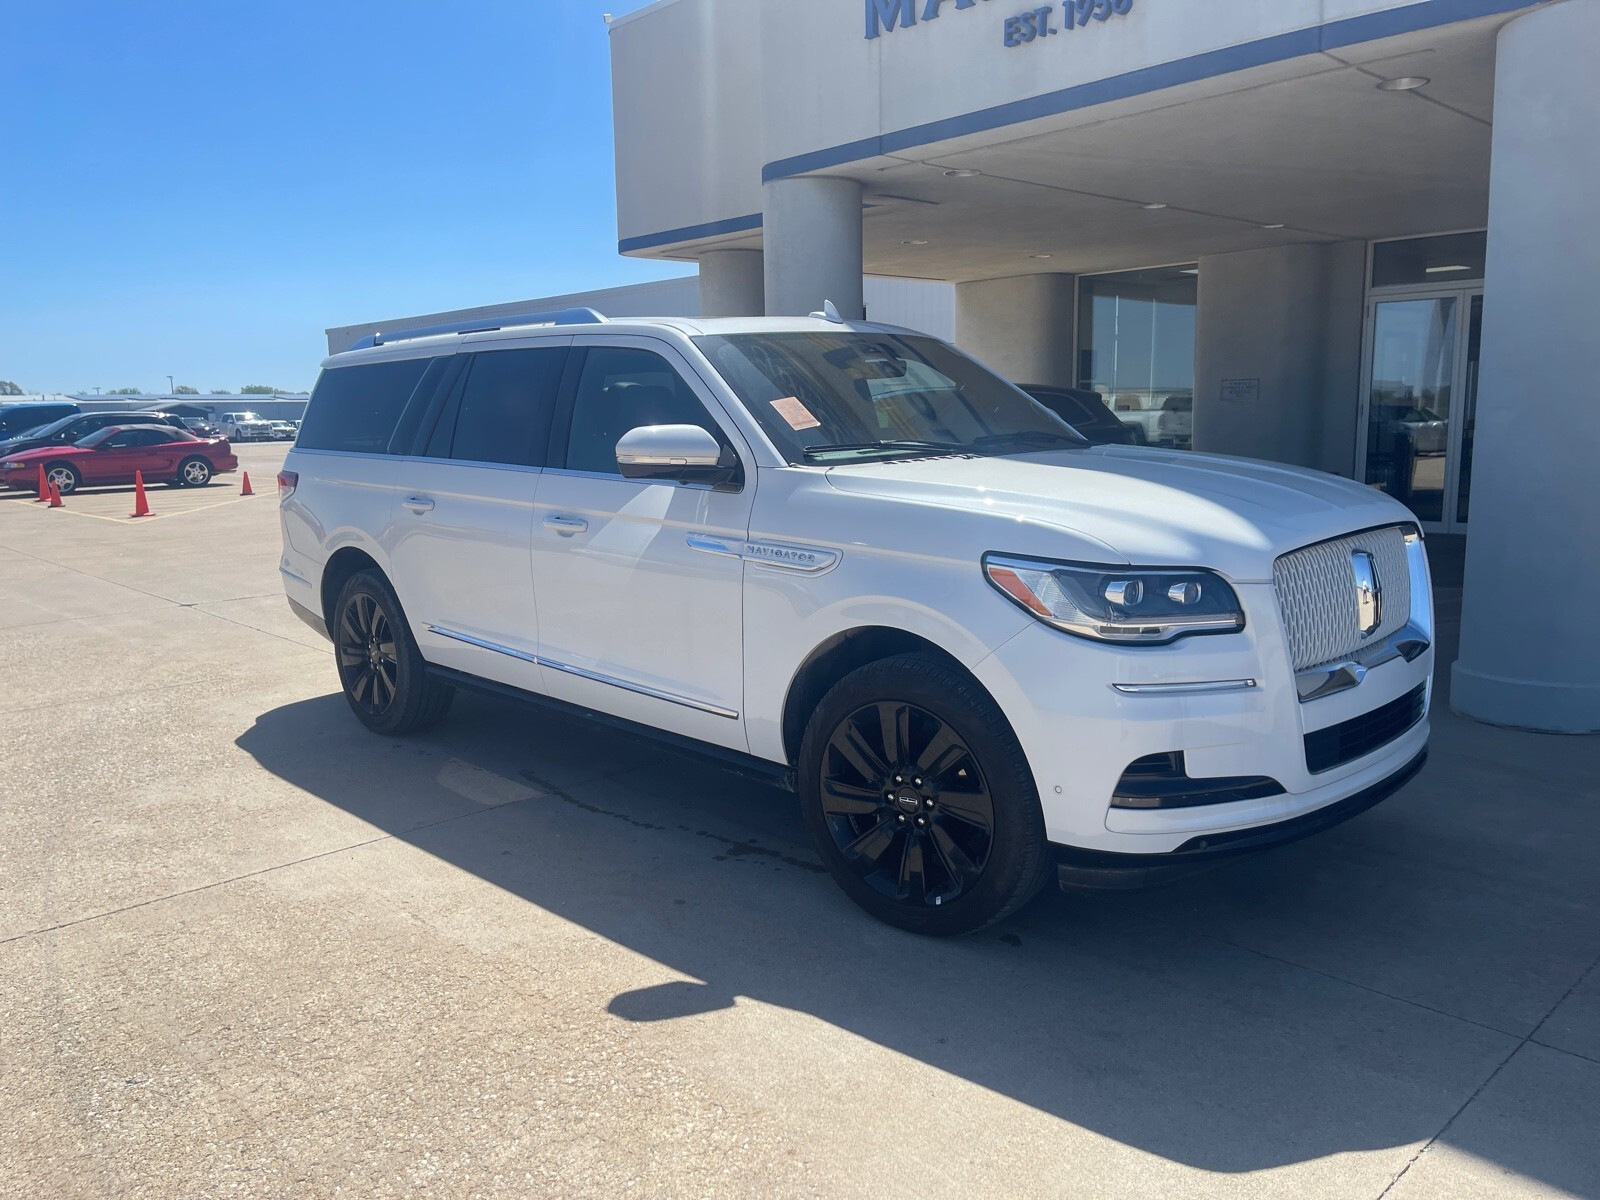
[1,0,674,394]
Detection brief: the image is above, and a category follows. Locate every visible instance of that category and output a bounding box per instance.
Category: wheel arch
[320,546,385,632]
[780,626,1006,767]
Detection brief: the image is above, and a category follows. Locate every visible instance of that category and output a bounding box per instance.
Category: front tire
[44,462,80,495]
[333,570,455,735]
[798,652,1050,936]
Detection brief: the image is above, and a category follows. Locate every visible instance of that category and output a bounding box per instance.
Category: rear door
[385,339,569,693]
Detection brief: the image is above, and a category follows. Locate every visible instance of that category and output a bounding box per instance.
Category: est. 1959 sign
[865,0,1135,45]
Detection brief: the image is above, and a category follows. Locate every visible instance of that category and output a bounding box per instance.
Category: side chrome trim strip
[426,625,739,719]
[1112,679,1259,696]
[428,625,540,664]
[1296,621,1431,703]
[278,564,312,587]
[539,656,740,720]
[687,534,840,574]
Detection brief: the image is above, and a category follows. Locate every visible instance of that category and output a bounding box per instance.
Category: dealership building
[337,0,1597,732]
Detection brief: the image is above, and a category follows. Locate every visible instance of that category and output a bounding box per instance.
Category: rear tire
[177,457,212,487]
[798,652,1051,936]
[332,570,455,735]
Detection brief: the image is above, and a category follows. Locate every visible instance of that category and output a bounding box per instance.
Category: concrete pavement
[1,443,1596,1198]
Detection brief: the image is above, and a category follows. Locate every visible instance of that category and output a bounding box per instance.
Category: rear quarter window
[297,358,434,454]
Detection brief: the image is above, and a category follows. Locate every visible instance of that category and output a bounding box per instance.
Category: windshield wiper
[801,440,965,462]
[970,430,1087,451]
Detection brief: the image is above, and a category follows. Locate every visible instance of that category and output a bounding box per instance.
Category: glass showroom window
[1077,266,1197,450]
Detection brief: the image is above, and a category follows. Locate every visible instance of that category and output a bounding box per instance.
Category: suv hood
[823,446,1413,582]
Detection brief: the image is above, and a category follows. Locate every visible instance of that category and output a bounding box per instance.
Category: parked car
[1157,393,1194,449]
[0,401,79,438]
[1020,385,1137,445]
[269,420,298,441]
[279,313,1432,936]
[219,411,274,441]
[179,417,222,438]
[0,424,238,494]
[0,410,189,458]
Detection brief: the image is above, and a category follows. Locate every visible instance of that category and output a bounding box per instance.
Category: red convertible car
[0,424,239,495]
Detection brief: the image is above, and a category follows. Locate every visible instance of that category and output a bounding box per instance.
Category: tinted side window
[441,348,565,466]
[297,357,433,454]
[563,347,717,475]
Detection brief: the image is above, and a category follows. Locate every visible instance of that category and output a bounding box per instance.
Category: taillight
[277,470,298,497]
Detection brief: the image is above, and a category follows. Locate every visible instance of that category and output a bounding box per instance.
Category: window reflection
[1364,298,1457,522]
[1077,267,1197,450]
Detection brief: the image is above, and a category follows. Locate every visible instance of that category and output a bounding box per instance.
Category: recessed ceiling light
[943,168,981,178]
[1261,223,1286,230]
[901,239,929,246]
[1425,264,1472,274]
[1029,253,1053,259]
[1140,202,1169,211]
[1377,76,1429,91]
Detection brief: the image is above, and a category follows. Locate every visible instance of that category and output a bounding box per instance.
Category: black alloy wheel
[338,590,399,716]
[820,700,995,908]
[331,570,455,735]
[800,652,1050,936]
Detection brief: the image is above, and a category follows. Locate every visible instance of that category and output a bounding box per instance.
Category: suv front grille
[1274,526,1412,671]
[1304,683,1426,774]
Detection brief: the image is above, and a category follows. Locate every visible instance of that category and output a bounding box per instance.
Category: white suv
[278,309,1433,935]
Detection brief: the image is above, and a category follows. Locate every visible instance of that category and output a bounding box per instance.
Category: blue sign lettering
[865,0,919,39]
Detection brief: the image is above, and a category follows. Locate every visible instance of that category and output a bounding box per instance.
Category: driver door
[530,339,754,750]
[86,428,167,484]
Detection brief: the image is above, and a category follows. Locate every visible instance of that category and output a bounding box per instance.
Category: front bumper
[1052,747,1427,890]
[972,565,1434,859]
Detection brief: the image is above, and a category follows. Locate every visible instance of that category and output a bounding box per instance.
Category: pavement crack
[0,802,510,947]
[1373,946,1600,1199]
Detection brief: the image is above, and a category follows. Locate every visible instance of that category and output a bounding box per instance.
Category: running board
[423,663,796,793]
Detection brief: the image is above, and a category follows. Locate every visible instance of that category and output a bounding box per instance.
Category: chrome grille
[1273,526,1412,671]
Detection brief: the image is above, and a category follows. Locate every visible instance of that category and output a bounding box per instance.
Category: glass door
[1358,288,1480,533]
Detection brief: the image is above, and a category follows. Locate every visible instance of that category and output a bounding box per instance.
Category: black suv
[0,410,190,457]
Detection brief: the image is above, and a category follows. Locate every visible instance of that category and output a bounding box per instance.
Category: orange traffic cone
[34,465,48,502]
[48,482,63,508]
[130,471,151,518]
[240,471,254,496]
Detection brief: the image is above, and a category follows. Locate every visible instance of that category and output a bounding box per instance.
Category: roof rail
[345,307,609,351]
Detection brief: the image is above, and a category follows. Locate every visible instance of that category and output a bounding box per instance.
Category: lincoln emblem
[1351,551,1382,637]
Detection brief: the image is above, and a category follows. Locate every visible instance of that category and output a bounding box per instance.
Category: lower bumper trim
[287,597,329,641]
[1054,747,1428,891]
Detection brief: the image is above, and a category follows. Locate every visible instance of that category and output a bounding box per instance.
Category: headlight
[984,555,1244,644]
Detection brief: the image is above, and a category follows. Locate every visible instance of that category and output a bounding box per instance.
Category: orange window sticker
[770,396,822,431]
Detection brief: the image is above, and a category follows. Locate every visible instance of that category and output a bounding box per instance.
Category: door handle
[401,495,435,514]
[544,514,588,535]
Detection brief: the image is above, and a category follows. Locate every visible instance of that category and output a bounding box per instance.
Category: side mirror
[616,424,737,486]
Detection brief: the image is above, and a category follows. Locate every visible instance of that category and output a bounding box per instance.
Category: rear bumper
[1052,747,1427,890]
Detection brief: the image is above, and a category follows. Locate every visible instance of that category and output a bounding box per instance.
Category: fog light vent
[1112,752,1286,810]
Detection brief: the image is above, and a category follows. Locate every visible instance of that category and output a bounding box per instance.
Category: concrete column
[953,274,1077,387]
[1192,241,1366,474]
[1453,0,1600,732]
[762,177,864,319]
[698,249,765,317]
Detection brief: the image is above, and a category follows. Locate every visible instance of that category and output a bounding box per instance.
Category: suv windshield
[694,331,1087,463]
[231,412,263,421]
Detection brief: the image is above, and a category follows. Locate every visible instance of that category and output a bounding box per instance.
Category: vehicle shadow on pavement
[236,687,1566,1184]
